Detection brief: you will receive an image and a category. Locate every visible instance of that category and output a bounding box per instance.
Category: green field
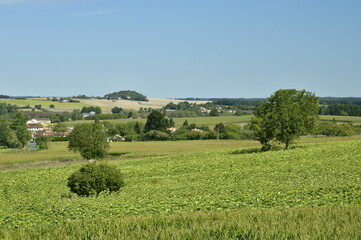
[1,139,360,238]
[319,115,361,123]
[0,99,91,112]
[2,206,360,239]
[1,136,360,169]
[0,139,263,168]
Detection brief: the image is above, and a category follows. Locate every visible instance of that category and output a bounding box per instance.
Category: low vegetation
[2,206,360,239]
[68,163,124,196]
[0,140,360,237]
[1,91,361,239]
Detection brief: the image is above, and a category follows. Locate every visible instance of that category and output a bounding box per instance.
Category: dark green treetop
[144,111,166,133]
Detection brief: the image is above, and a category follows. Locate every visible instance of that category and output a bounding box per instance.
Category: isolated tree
[251,89,319,150]
[144,111,166,133]
[68,123,110,160]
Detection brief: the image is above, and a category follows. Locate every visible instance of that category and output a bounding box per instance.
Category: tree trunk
[285,141,289,150]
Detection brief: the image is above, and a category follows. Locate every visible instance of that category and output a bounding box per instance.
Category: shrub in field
[315,121,355,136]
[36,136,49,150]
[67,163,124,197]
[144,130,170,141]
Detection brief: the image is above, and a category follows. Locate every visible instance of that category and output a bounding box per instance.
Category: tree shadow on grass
[106,152,128,157]
[231,148,268,155]
[231,145,307,155]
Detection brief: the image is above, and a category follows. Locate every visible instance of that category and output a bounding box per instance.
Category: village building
[82,111,96,118]
[191,128,204,132]
[27,123,44,132]
[200,107,211,114]
[166,127,178,132]
[26,118,51,125]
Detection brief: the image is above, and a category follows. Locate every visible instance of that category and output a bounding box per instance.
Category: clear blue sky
[1,0,360,98]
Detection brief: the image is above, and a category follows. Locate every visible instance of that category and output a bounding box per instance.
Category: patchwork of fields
[0,97,208,112]
[1,139,360,238]
[0,98,92,112]
[63,115,254,128]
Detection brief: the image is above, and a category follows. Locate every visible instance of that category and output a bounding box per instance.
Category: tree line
[0,113,32,149]
[319,104,361,116]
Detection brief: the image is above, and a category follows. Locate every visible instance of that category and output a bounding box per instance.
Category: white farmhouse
[26,118,51,125]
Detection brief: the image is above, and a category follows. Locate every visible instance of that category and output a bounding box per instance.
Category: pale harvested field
[79,98,209,111]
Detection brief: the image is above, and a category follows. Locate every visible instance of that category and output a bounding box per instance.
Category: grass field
[0,140,260,168]
[0,99,91,112]
[319,115,361,123]
[0,140,360,238]
[1,136,360,169]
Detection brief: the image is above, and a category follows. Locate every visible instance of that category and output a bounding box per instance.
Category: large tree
[251,89,319,150]
[68,123,110,160]
[11,113,31,148]
[144,111,166,133]
[0,120,19,148]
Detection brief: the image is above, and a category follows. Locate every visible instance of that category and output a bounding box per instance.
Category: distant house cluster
[26,118,72,138]
[82,111,96,118]
[200,107,211,114]
[166,127,203,133]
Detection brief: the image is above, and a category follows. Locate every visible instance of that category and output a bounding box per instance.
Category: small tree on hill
[251,89,319,150]
[68,123,110,160]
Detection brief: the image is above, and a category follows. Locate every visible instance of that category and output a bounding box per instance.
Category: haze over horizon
[1,0,360,98]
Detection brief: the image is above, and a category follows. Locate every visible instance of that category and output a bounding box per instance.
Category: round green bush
[67,163,125,197]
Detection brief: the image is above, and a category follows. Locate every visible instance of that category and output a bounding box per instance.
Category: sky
[0,0,360,98]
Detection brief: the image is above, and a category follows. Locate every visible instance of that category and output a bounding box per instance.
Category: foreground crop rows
[1,141,360,230]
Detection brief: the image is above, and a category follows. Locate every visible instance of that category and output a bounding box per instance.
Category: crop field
[2,207,360,239]
[1,136,360,169]
[0,99,91,112]
[0,140,260,168]
[0,140,360,238]
[78,97,209,111]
